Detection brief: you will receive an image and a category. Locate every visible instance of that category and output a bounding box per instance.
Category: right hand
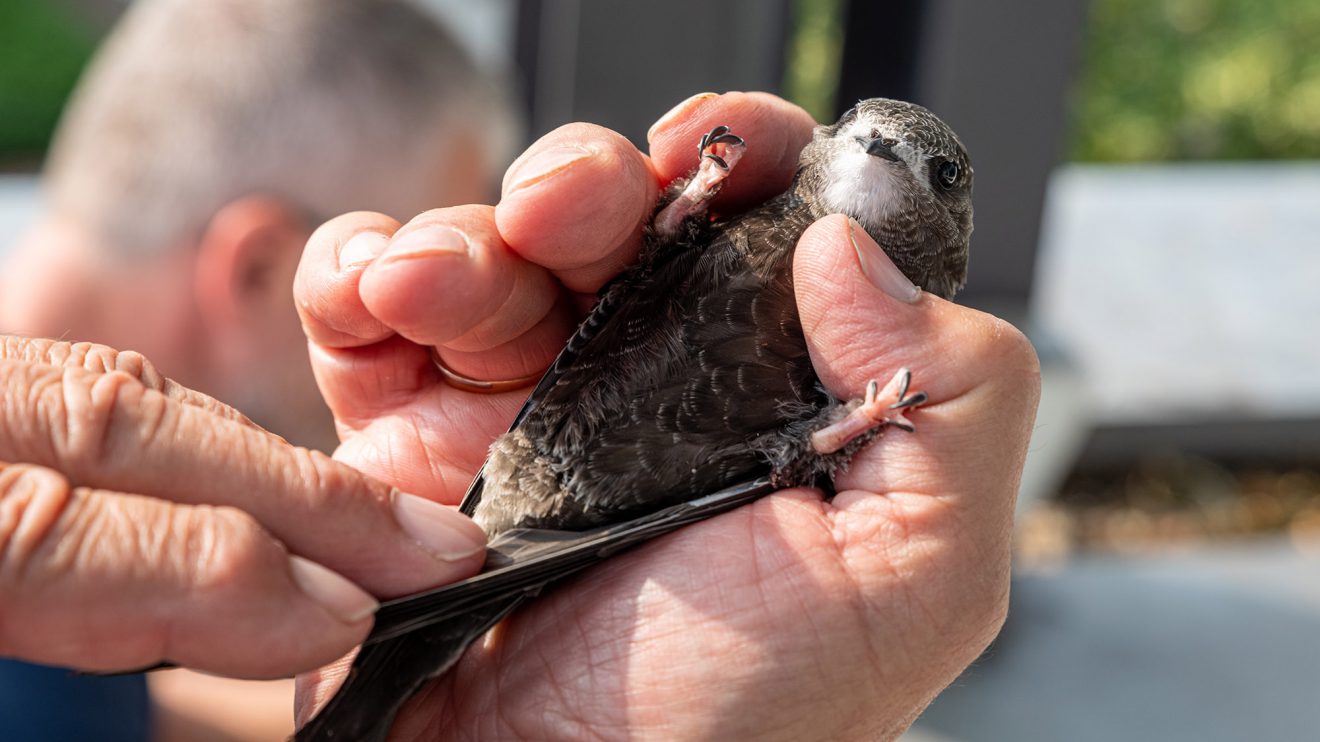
[292,92,1039,740]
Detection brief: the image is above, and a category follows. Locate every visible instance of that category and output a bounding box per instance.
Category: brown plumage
[297,98,973,742]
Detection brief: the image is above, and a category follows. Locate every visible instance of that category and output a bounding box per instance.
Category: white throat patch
[818,121,929,231]
[819,149,906,231]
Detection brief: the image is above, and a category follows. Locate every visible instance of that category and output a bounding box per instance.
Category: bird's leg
[810,368,928,455]
[652,125,746,239]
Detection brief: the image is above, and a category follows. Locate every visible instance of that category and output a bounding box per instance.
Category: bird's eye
[869,128,880,139]
[937,160,960,188]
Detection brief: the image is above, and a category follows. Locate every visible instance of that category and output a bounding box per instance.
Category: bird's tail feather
[369,476,776,643]
[292,598,521,742]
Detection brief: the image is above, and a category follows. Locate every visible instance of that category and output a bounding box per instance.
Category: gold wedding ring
[431,347,544,394]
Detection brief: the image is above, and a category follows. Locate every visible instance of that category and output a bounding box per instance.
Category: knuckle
[64,341,117,374]
[113,350,167,391]
[0,335,25,361]
[0,464,76,581]
[0,464,80,649]
[967,313,1042,389]
[1,335,55,365]
[13,364,69,456]
[37,338,75,368]
[289,446,350,510]
[173,504,271,595]
[0,465,82,646]
[50,368,171,477]
[65,342,170,394]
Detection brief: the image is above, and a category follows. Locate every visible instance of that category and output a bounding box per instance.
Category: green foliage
[1071,0,1320,161]
[784,0,844,125]
[0,0,96,163]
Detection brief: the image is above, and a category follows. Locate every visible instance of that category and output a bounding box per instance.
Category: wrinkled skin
[294,92,1041,741]
[0,337,488,678]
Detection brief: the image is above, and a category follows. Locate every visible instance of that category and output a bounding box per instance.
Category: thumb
[793,215,1040,685]
[792,213,1040,521]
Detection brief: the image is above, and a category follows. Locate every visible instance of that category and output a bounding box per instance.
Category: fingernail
[383,225,469,263]
[338,231,390,269]
[847,218,921,303]
[647,92,719,143]
[392,491,488,561]
[504,144,596,193]
[288,555,378,624]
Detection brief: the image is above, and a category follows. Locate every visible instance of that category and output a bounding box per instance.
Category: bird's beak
[862,137,901,162]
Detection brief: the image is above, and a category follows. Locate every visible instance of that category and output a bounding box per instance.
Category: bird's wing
[458,233,711,516]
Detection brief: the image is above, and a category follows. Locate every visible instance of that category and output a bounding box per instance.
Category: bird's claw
[811,368,928,454]
[699,125,746,170]
[653,124,747,238]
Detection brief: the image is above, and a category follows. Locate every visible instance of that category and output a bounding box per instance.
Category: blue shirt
[0,659,150,742]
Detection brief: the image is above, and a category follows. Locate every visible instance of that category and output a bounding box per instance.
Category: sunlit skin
[0,336,488,676]
[0,91,1036,742]
[294,92,1040,741]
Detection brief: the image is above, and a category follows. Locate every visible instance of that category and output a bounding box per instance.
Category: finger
[295,211,435,430]
[358,205,577,380]
[793,214,1041,516]
[295,211,401,349]
[315,354,524,505]
[0,462,371,677]
[303,326,526,506]
[0,336,260,431]
[0,360,488,598]
[496,122,658,293]
[298,207,563,438]
[647,91,817,213]
[307,334,437,429]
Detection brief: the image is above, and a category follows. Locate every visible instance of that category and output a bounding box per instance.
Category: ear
[193,196,310,338]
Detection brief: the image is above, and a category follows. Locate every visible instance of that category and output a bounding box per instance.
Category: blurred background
[2,0,1318,740]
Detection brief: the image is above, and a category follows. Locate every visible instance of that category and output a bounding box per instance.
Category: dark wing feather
[458,230,710,517]
[515,211,821,522]
[372,476,775,643]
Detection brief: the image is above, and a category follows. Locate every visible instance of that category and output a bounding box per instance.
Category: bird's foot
[698,125,747,172]
[810,368,928,455]
[652,125,746,238]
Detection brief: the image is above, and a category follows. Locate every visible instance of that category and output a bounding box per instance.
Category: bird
[296,97,974,741]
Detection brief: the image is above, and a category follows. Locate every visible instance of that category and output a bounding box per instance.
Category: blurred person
[0,0,514,739]
[0,0,513,453]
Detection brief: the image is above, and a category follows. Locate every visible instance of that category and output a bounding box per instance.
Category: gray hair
[44,0,515,254]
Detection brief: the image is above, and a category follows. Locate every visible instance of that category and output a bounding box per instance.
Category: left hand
[294,92,1039,740]
[0,337,486,679]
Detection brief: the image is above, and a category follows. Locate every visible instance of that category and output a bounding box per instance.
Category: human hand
[294,92,1040,740]
[0,337,486,678]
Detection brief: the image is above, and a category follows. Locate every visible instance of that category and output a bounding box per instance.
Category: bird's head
[797,98,973,300]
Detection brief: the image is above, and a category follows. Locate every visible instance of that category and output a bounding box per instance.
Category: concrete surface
[906,539,1320,742]
[1033,162,1320,423]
